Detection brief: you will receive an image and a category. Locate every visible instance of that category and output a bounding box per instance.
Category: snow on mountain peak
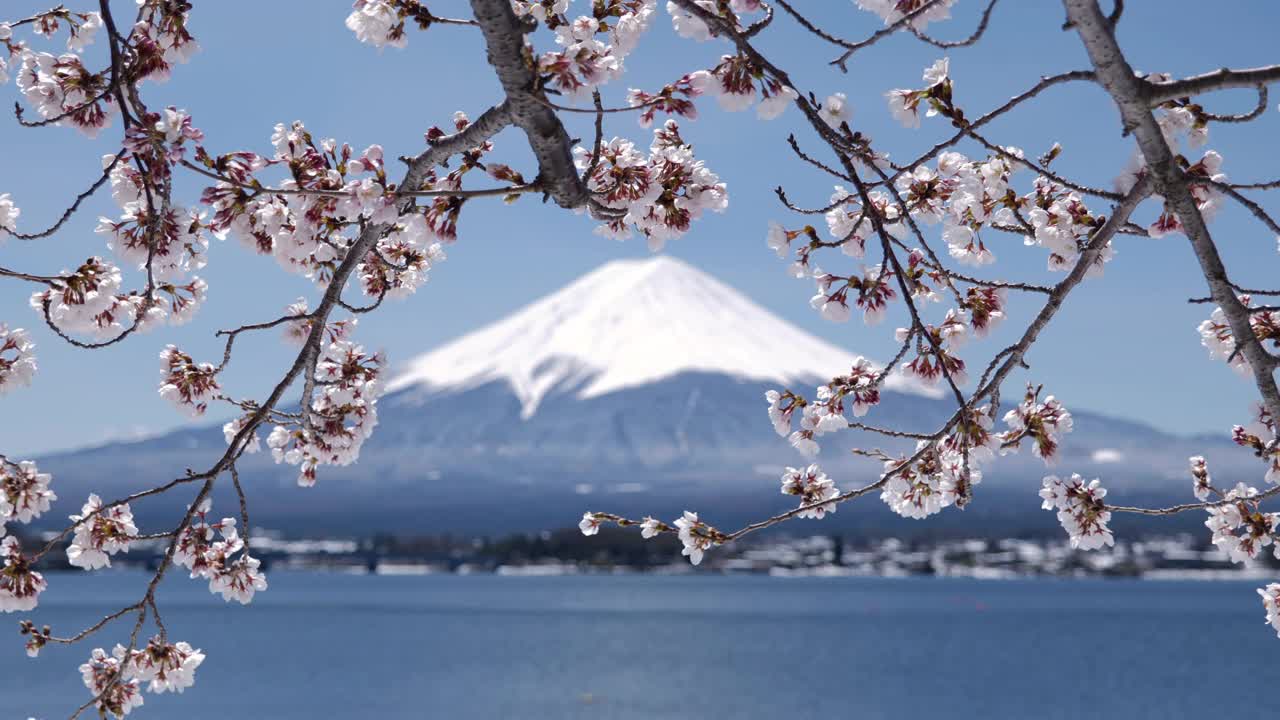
[388,256,939,417]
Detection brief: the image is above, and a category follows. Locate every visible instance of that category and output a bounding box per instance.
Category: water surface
[3,572,1273,719]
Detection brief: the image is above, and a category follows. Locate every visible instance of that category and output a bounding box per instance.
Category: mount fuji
[34,257,1248,535]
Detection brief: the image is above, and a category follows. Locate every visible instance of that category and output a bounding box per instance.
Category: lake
[3,571,1275,719]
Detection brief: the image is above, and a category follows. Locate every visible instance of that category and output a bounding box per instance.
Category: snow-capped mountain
[387,256,938,418]
[33,257,1249,535]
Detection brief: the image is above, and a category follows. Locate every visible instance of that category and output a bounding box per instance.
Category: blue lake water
[2,571,1275,719]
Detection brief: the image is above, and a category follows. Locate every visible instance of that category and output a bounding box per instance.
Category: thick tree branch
[468,0,589,210]
[1063,0,1280,426]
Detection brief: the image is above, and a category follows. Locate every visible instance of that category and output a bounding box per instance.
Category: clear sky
[2,0,1279,454]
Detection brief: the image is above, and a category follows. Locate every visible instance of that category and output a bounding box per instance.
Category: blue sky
[2,0,1279,454]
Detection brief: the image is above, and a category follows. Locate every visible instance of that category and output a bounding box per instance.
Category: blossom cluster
[780,464,840,519]
[80,647,145,719]
[158,345,220,417]
[1260,584,1280,638]
[886,58,954,129]
[1229,403,1280,485]
[77,635,203,717]
[1190,455,1213,501]
[344,0,414,48]
[1039,474,1114,550]
[808,265,897,326]
[999,385,1074,464]
[0,536,46,612]
[881,432,987,519]
[15,49,115,137]
[23,109,213,339]
[0,192,19,233]
[66,494,137,570]
[766,357,883,456]
[264,335,385,487]
[534,1,656,99]
[0,324,36,396]
[173,502,268,604]
[118,637,205,694]
[100,108,210,288]
[667,0,764,43]
[1204,482,1278,564]
[673,510,717,565]
[896,311,968,387]
[0,459,55,612]
[855,0,954,30]
[8,3,196,137]
[576,119,727,249]
[201,123,401,281]
[350,0,658,102]
[692,55,797,118]
[1199,295,1280,378]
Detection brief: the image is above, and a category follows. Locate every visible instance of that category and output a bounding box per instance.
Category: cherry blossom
[1040,474,1114,550]
[0,537,46,612]
[881,443,977,519]
[1199,296,1280,378]
[639,516,663,539]
[158,345,219,417]
[345,1,404,49]
[628,73,706,128]
[1000,385,1074,464]
[16,50,115,136]
[0,193,18,233]
[960,287,1006,337]
[576,120,727,249]
[855,0,955,29]
[20,620,50,658]
[897,311,968,387]
[121,637,205,694]
[67,494,137,570]
[1190,455,1214,501]
[513,0,570,24]
[264,337,385,486]
[1260,584,1280,638]
[64,11,100,52]
[885,57,953,128]
[81,647,145,718]
[28,257,130,337]
[171,507,267,603]
[780,465,840,519]
[0,325,37,396]
[209,554,268,604]
[1231,403,1280,484]
[0,458,56,523]
[818,92,852,128]
[673,510,717,565]
[222,416,262,455]
[765,389,802,437]
[579,512,603,536]
[1204,482,1277,563]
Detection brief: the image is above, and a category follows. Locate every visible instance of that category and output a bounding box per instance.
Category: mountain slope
[387,256,939,417]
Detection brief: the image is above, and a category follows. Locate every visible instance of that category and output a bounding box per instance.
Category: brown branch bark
[468,0,589,210]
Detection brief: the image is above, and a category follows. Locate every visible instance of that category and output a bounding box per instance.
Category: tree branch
[1063,0,1280,427]
[468,0,589,210]
[1147,65,1280,105]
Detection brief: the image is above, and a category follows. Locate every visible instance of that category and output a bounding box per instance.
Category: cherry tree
[2,0,1280,716]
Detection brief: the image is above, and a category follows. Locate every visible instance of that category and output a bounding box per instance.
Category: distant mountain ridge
[34,258,1251,536]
